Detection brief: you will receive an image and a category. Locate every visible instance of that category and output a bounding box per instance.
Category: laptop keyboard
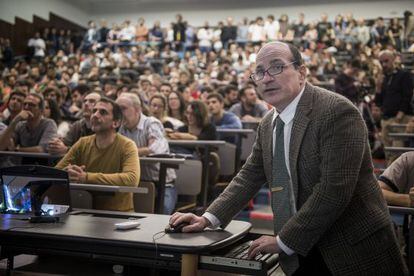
[225,240,272,261]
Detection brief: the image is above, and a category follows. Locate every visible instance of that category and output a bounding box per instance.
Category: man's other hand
[247,235,281,259]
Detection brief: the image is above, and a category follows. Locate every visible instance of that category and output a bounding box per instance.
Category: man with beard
[0,93,57,153]
[48,92,101,155]
[229,86,268,122]
[56,97,140,212]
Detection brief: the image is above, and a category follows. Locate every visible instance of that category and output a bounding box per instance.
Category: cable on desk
[152,230,166,270]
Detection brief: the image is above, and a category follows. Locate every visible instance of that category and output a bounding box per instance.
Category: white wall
[90,0,414,27]
[0,0,89,26]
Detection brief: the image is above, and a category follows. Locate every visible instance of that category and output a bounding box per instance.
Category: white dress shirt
[203,86,305,256]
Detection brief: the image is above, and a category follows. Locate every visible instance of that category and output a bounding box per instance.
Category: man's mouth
[264,88,279,93]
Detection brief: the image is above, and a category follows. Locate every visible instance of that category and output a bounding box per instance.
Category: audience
[0,11,413,219]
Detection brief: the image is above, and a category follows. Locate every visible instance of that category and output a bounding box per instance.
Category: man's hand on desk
[247,235,281,260]
[67,164,87,183]
[169,212,211,233]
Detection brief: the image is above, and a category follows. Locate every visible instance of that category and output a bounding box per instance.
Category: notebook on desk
[0,165,71,218]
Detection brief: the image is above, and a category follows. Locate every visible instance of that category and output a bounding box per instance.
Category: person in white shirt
[197,21,213,53]
[28,32,46,58]
[264,15,280,41]
[248,17,265,44]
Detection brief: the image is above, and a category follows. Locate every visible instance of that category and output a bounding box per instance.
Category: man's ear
[113,119,121,129]
[298,65,307,85]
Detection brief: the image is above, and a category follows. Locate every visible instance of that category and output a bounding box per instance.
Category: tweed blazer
[206,83,406,275]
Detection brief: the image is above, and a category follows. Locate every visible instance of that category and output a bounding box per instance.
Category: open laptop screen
[0,166,71,216]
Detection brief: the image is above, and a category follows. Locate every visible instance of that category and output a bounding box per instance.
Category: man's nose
[262,71,274,83]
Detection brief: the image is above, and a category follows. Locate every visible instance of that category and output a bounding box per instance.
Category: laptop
[0,165,71,219]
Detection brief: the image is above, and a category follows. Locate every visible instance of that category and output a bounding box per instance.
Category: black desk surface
[0,209,251,254]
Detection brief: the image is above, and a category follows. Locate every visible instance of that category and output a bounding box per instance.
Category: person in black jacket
[375,50,413,159]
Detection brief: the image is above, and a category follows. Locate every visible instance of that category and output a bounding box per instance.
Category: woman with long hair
[167,91,186,128]
[149,93,183,130]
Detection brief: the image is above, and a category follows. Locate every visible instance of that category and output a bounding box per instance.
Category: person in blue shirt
[207,93,242,144]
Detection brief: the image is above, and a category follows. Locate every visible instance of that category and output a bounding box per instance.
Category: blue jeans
[164,185,177,215]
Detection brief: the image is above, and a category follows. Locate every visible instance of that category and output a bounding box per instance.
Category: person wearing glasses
[169,42,406,275]
[0,93,57,153]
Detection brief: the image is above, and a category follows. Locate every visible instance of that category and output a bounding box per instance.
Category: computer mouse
[165,222,190,233]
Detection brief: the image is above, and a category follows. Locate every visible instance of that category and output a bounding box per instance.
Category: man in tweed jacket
[170,42,406,275]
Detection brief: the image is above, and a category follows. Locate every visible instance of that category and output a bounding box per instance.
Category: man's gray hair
[118,92,141,110]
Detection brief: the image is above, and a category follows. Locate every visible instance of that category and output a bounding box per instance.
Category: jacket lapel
[289,84,313,199]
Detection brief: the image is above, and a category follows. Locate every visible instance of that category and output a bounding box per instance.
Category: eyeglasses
[250,61,296,82]
[23,102,38,108]
[150,103,164,109]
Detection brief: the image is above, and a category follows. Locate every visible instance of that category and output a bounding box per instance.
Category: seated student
[44,98,70,138]
[116,92,177,214]
[0,93,57,153]
[229,86,268,122]
[1,89,26,125]
[55,97,140,212]
[48,92,101,155]
[207,93,242,144]
[149,93,181,132]
[221,85,239,110]
[378,151,414,207]
[169,100,219,185]
[167,91,186,129]
[66,84,91,121]
[168,100,217,141]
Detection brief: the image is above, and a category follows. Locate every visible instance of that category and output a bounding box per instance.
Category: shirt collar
[272,85,305,125]
[137,113,147,131]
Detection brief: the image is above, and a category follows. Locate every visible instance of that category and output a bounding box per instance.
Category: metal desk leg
[181,254,198,276]
[410,216,414,275]
[6,255,13,276]
[199,145,210,207]
[156,163,167,214]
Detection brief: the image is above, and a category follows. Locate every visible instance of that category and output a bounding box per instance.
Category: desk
[168,140,226,207]
[0,209,251,276]
[140,157,185,213]
[389,133,414,139]
[388,206,414,273]
[384,147,414,154]
[70,183,148,194]
[389,124,408,131]
[0,151,62,166]
[217,129,254,172]
[242,121,259,131]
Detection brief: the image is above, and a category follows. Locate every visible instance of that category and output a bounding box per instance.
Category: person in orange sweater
[56,97,140,212]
